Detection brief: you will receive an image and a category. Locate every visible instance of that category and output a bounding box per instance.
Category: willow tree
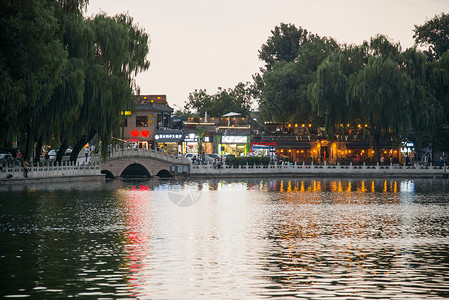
[399,47,442,149]
[31,2,91,163]
[63,12,150,162]
[348,56,413,162]
[0,0,67,155]
[429,50,449,154]
[308,45,367,133]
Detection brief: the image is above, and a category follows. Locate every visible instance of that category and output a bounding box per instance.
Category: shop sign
[203,136,211,142]
[130,130,150,137]
[184,133,198,142]
[222,136,247,144]
[155,133,182,140]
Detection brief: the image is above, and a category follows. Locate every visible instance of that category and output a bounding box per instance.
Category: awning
[126,138,142,143]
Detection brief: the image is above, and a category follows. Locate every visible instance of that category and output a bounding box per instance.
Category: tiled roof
[135,103,173,113]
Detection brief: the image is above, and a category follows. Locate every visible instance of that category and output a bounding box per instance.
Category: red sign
[141,130,149,137]
[131,130,139,137]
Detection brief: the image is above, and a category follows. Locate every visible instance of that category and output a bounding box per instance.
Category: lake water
[0,177,448,299]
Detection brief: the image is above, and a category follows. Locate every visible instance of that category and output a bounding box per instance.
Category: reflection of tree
[1,189,132,298]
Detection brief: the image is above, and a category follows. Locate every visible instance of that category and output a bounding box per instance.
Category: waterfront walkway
[190,162,448,178]
[1,154,447,184]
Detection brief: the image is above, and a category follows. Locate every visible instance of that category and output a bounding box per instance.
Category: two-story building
[120,95,175,151]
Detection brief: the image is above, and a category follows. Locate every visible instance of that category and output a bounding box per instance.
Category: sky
[86,0,449,110]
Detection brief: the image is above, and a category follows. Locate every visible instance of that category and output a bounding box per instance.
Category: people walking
[84,147,90,162]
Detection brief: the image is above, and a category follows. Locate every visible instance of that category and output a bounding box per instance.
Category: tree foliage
[0,0,150,162]
[0,0,67,146]
[258,23,312,71]
[309,34,442,161]
[184,82,252,117]
[260,35,339,122]
[414,12,449,61]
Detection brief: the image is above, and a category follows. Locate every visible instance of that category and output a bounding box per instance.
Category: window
[136,116,148,127]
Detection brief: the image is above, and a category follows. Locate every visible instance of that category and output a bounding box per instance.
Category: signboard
[155,133,182,140]
[222,136,247,144]
[184,133,198,142]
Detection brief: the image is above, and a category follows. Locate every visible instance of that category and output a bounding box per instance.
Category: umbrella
[222,112,241,117]
[223,112,241,127]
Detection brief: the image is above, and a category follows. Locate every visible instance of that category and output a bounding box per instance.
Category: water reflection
[0,178,448,298]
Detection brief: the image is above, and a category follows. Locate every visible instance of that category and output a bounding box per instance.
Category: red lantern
[141,130,149,137]
[131,130,139,137]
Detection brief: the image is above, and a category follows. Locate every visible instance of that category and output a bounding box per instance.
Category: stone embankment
[0,161,104,185]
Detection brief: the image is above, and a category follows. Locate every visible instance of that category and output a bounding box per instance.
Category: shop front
[125,137,150,149]
[202,135,214,154]
[183,133,199,154]
[276,141,314,164]
[251,142,276,159]
[219,135,249,157]
[155,132,182,155]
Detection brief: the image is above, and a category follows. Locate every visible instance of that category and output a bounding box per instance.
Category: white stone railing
[190,162,448,177]
[0,161,102,179]
[107,146,190,165]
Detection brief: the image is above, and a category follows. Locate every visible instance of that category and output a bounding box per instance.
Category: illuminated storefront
[219,135,249,156]
[251,142,276,159]
[183,133,199,154]
[155,132,182,155]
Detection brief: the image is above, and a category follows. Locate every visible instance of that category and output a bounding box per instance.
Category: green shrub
[225,156,269,166]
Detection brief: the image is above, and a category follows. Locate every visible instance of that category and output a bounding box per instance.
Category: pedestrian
[23,160,30,178]
[84,147,89,162]
[16,149,23,163]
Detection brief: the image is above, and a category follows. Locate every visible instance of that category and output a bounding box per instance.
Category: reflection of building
[121,95,174,150]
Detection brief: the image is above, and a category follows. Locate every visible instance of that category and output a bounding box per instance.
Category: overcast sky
[86,0,449,109]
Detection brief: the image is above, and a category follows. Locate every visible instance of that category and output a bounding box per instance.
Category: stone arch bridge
[100,148,190,179]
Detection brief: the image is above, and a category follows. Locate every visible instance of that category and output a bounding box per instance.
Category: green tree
[184,82,252,117]
[414,12,449,61]
[310,35,440,163]
[348,56,413,162]
[260,36,339,122]
[66,13,150,161]
[399,47,442,148]
[309,45,368,133]
[258,23,312,71]
[0,0,67,155]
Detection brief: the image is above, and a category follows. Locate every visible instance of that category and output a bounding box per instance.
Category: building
[120,95,175,151]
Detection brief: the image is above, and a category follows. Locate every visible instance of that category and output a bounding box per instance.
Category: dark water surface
[0,178,448,299]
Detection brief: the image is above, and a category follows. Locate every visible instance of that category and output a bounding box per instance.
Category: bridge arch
[156,169,172,178]
[120,163,151,179]
[101,170,115,180]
